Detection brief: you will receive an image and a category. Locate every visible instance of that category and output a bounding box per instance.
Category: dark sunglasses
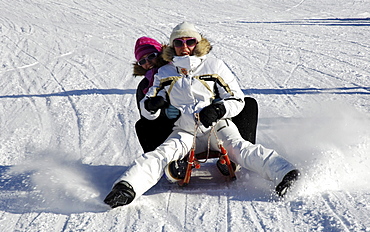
[137,53,158,66]
[173,38,198,48]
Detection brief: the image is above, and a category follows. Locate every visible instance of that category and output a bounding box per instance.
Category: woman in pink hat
[133,37,167,107]
[133,37,179,153]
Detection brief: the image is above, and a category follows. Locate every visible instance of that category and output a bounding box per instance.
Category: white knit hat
[169,22,202,46]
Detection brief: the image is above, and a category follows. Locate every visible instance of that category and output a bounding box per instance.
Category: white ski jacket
[140,54,245,133]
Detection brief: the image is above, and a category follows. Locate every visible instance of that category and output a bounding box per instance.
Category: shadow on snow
[0,161,276,215]
[0,164,125,214]
[0,88,136,99]
[0,86,368,99]
[243,86,370,95]
[237,17,370,26]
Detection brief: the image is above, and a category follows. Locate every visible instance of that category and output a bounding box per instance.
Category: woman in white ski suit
[112,22,298,201]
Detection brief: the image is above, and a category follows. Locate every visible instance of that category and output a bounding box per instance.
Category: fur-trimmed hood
[133,63,148,76]
[162,37,212,63]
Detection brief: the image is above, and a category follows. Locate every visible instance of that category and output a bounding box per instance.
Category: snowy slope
[1,0,370,231]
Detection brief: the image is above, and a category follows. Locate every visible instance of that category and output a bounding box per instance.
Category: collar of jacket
[173,55,206,75]
[162,37,212,63]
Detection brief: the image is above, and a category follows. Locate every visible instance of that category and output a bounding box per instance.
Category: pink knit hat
[134,37,162,61]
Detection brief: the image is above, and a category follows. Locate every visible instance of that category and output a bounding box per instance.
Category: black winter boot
[216,160,238,176]
[104,181,136,208]
[275,169,300,197]
[164,160,187,183]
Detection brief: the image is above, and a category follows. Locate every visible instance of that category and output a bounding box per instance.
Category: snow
[1,0,370,231]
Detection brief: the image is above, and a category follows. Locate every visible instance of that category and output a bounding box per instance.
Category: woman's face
[173,37,197,56]
[138,53,158,70]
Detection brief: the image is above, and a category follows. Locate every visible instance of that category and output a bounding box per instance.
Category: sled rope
[211,122,237,181]
[193,114,226,163]
[194,113,213,163]
[205,118,237,181]
[192,113,200,153]
[181,114,200,185]
[180,114,235,186]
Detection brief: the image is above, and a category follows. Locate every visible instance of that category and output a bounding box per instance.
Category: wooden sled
[178,145,237,187]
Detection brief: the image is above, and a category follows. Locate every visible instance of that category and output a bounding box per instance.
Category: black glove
[144,96,167,113]
[199,102,226,128]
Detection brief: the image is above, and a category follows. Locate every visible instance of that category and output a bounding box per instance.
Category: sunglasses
[137,53,158,66]
[173,38,198,48]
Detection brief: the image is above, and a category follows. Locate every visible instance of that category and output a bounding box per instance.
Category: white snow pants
[117,119,296,198]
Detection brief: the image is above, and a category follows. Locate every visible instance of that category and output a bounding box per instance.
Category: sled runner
[165,111,239,187]
[178,145,236,187]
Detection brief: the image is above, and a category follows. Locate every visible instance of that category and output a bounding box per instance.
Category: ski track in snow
[1,0,370,231]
